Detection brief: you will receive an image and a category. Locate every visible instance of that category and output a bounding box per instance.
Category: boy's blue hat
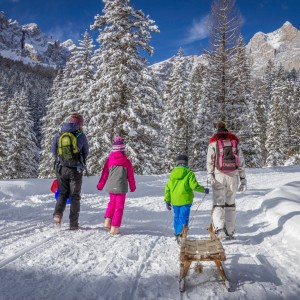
[176,154,188,165]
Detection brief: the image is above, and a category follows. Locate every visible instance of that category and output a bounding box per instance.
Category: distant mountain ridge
[150,21,300,81]
[0,11,74,68]
[1,11,299,77]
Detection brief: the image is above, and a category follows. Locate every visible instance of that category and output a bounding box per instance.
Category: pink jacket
[97,151,136,193]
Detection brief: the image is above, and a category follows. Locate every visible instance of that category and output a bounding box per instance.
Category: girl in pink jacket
[97,136,136,234]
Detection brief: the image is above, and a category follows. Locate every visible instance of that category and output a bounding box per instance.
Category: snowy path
[1,166,300,299]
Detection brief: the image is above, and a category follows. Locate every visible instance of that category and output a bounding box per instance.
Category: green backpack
[57,132,79,166]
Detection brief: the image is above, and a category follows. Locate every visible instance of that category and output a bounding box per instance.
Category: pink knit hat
[112,136,125,152]
[69,113,84,127]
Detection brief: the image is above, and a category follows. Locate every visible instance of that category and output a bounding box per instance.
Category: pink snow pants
[104,193,126,227]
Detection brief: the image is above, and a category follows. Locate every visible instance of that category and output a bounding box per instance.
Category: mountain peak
[247,22,300,76]
[0,12,73,68]
[283,21,293,27]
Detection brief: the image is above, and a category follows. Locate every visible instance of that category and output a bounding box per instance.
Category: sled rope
[188,179,209,227]
[188,192,206,227]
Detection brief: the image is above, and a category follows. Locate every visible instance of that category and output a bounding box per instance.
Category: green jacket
[164,166,205,206]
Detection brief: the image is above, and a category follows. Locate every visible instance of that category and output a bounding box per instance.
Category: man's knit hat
[69,113,84,127]
[112,136,125,152]
[176,154,188,166]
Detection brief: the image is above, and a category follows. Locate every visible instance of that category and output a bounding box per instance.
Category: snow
[1,166,300,299]
[0,49,53,68]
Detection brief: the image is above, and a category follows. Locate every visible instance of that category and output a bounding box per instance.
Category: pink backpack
[216,139,239,172]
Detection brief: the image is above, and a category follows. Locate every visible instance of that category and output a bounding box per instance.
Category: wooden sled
[179,224,230,292]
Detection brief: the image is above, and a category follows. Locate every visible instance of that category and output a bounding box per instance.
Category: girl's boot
[104,218,111,230]
[110,226,120,235]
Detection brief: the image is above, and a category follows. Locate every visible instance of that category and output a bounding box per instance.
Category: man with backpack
[52,113,89,230]
[206,120,247,240]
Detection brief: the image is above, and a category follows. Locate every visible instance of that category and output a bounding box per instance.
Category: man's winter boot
[104,218,111,230]
[226,234,234,240]
[215,229,226,240]
[70,225,79,231]
[110,226,120,235]
[53,214,61,226]
[224,228,234,240]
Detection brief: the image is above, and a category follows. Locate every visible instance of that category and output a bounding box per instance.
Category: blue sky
[1,0,300,64]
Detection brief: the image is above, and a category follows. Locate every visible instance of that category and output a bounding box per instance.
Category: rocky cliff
[247,21,300,76]
[0,11,74,68]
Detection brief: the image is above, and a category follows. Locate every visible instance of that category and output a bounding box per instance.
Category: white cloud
[259,0,269,9]
[48,22,81,43]
[183,15,211,44]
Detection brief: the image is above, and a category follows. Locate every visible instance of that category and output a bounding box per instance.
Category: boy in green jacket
[164,155,209,243]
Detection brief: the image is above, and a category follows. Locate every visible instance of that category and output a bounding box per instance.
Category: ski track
[129,235,164,300]
[0,235,54,269]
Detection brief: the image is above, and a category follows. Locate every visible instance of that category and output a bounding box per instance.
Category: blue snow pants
[172,204,192,235]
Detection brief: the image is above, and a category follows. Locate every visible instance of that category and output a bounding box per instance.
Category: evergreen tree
[262,59,276,117]
[265,69,286,166]
[39,70,65,177]
[88,0,161,175]
[204,0,242,123]
[163,49,191,171]
[282,78,300,160]
[4,91,38,178]
[230,36,251,131]
[293,82,300,161]
[251,80,267,166]
[62,31,95,118]
[0,100,9,178]
[189,62,210,170]
[231,35,256,165]
[0,86,7,102]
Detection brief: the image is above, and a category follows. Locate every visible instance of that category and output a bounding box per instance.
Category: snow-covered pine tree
[78,31,95,121]
[265,67,286,166]
[252,60,277,165]
[61,31,95,118]
[4,91,38,179]
[0,85,7,102]
[199,65,218,138]
[189,62,209,170]
[39,70,65,177]
[250,82,267,167]
[204,0,242,124]
[163,48,192,171]
[231,35,257,165]
[292,80,300,160]
[230,35,251,132]
[0,98,9,178]
[280,74,300,162]
[88,0,161,175]
[262,59,276,117]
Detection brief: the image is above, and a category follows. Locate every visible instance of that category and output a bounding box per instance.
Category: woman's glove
[207,173,215,185]
[238,178,247,192]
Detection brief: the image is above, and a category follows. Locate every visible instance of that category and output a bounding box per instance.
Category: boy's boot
[104,218,111,230]
[110,226,120,235]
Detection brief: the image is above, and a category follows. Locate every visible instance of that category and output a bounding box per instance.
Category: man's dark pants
[53,166,83,227]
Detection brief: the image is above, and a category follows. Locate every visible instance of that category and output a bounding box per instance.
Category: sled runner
[179,224,230,292]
